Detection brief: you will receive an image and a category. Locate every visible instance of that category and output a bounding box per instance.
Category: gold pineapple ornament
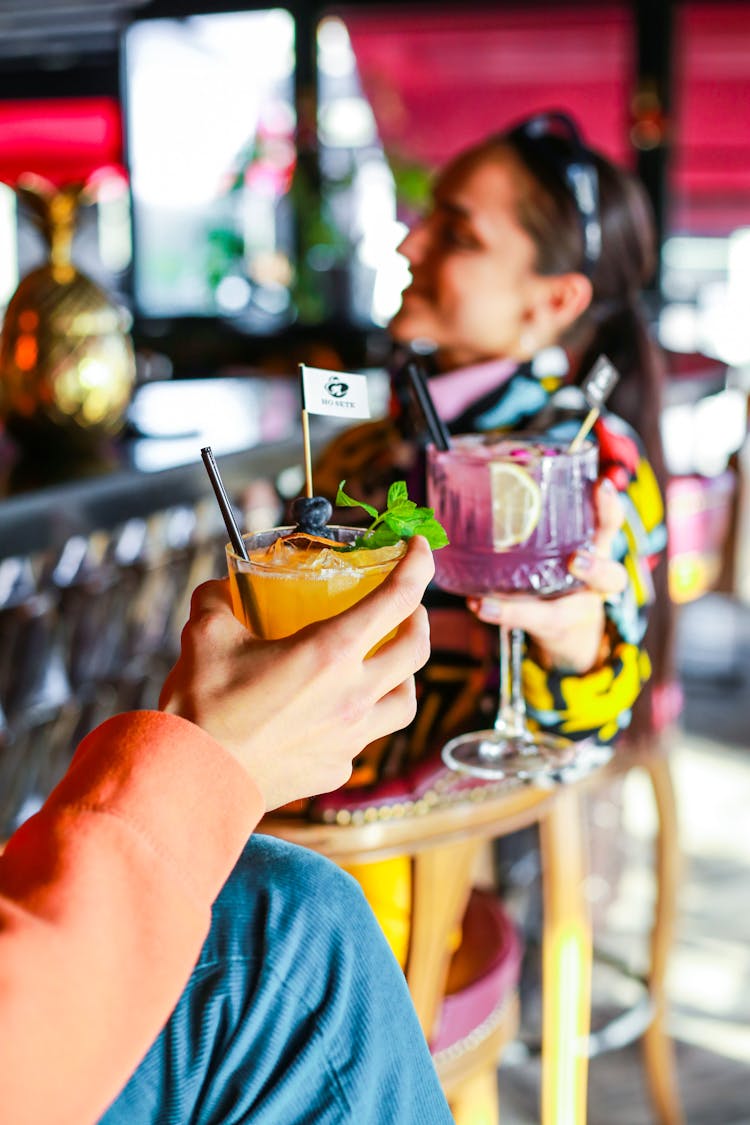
[0,176,136,452]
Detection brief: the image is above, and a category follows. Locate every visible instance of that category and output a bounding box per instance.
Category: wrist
[528,611,611,676]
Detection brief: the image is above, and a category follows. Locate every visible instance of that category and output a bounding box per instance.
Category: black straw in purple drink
[201,446,249,560]
[405,362,451,452]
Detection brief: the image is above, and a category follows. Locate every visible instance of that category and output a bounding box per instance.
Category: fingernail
[600,477,617,494]
[571,551,594,573]
[468,596,503,621]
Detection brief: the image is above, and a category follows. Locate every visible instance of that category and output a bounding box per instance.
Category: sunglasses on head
[504,110,602,277]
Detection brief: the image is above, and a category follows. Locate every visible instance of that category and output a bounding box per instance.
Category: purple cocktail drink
[427,435,598,597]
[426,434,599,781]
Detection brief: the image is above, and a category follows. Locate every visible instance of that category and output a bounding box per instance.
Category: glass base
[441,727,577,781]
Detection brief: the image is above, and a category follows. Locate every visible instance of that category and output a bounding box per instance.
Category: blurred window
[0,183,18,309]
[123,9,296,329]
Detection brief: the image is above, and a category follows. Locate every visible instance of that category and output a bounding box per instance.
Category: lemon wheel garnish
[489,462,543,548]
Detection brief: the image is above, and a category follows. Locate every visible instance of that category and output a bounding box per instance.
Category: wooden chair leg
[538,788,592,1125]
[449,1065,500,1125]
[640,754,685,1125]
[408,837,484,1038]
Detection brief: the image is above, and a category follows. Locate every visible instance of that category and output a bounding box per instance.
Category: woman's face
[389,150,545,370]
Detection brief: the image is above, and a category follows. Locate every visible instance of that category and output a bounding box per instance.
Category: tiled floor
[498,593,750,1125]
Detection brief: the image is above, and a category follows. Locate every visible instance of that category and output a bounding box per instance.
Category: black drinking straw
[405,362,451,452]
[201,446,249,560]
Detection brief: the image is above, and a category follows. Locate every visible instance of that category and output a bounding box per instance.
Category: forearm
[522,566,653,743]
[523,620,651,744]
[527,598,607,675]
[0,711,263,1125]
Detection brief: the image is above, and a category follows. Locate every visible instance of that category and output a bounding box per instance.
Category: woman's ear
[520,272,593,355]
[547,271,594,327]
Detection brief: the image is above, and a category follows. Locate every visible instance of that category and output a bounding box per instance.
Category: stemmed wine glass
[427,434,599,781]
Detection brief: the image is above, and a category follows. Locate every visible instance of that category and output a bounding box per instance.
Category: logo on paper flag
[300,366,371,419]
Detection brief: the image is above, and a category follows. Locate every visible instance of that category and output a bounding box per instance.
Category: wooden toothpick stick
[301,407,313,498]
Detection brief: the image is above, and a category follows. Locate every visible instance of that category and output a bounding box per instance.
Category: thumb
[569,551,628,596]
[592,477,625,559]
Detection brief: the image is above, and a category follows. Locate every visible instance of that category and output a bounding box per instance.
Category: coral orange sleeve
[0,710,264,1125]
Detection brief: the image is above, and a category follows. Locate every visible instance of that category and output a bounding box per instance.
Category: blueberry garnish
[291,495,333,535]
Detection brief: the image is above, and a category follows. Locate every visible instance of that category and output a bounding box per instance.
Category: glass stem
[494,625,527,739]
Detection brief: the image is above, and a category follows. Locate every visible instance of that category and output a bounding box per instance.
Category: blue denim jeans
[99,835,452,1124]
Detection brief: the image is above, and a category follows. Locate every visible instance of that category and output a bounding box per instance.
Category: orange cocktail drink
[226,526,406,640]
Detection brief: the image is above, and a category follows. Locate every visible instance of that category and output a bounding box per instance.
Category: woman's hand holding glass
[468,478,628,674]
[428,435,601,779]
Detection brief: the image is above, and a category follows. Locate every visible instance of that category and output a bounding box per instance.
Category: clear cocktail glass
[427,434,599,780]
[226,526,405,641]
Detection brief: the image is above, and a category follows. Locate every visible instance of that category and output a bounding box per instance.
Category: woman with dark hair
[390,112,673,744]
[314,111,675,964]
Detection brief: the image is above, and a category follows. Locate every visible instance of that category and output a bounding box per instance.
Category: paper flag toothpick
[300,365,371,420]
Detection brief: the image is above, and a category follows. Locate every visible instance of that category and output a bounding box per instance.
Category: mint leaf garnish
[335,484,378,521]
[336,481,449,550]
[387,480,409,507]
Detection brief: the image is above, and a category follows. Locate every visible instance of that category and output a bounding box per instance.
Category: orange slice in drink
[275,531,344,550]
[489,462,543,548]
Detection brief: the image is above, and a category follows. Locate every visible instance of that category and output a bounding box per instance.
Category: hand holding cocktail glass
[467,355,628,675]
[423,356,623,782]
[427,435,599,779]
[198,366,447,805]
[159,537,433,810]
